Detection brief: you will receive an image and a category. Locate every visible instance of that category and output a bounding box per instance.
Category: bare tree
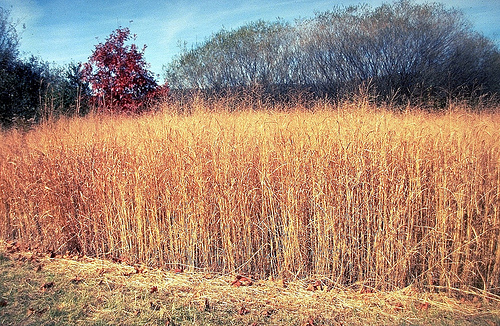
[0,7,18,68]
[164,0,500,107]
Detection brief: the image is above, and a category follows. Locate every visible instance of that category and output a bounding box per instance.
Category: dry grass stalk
[0,99,499,294]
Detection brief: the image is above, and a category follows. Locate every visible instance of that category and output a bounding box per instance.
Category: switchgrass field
[1,98,499,294]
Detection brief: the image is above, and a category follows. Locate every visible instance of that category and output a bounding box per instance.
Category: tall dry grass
[0,98,499,292]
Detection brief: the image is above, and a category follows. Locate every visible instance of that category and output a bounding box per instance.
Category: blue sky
[1,0,499,81]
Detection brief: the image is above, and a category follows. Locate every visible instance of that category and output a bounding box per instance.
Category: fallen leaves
[231,275,253,287]
[124,264,148,276]
[70,276,84,284]
[306,280,323,291]
[359,285,375,294]
[27,306,48,316]
[40,281,54,292]
[135,264,148,274]
[238,306,250,315]
[2,241,496,326]
[417,302,430,311]
[260,308,274,317]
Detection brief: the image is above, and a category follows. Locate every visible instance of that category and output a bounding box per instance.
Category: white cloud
[0,0,43,26]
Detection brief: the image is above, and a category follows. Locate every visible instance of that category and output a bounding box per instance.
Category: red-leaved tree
[81,27,168,113]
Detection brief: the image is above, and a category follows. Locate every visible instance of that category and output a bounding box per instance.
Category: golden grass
[0,99,499,294]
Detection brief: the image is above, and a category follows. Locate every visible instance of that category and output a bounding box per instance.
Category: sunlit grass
[1,98,499,293]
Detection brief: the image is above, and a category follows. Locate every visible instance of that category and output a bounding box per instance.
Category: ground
[1,241,499,325]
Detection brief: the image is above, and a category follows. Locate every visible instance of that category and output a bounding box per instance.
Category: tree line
[2,0,500,128]
[1,10,166,128]
[164,0,500,106]
[1,8,91,128]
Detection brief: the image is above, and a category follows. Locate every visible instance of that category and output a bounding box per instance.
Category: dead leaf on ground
[70,276,84,284]
[303,317,316,325]
[416,302,430,311]
[238,306,250,315]
[261,309,274,317]
[164,317,175,325]
[27,307,48,316]
[135,264,147,274]
[306,280,322,291]
[40,281,54,292]
[231,275,253,287]
[359,285,374,294]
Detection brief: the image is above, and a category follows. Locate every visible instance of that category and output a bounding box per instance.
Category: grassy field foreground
[0,100,500,295]
[1,240,500,325]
